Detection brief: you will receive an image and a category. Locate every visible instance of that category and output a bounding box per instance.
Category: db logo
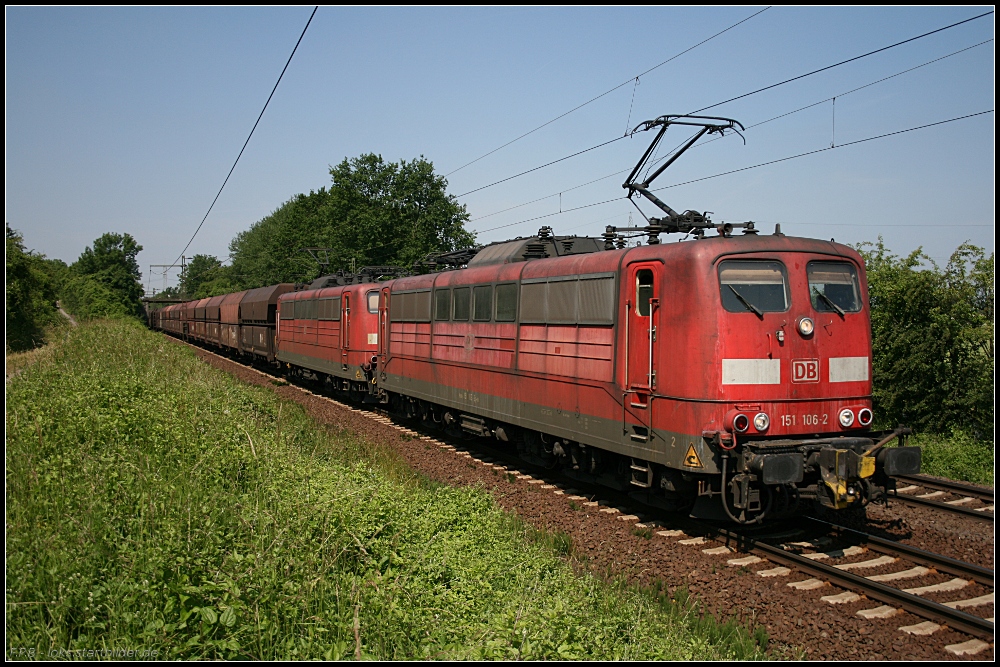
[792,359,820,383]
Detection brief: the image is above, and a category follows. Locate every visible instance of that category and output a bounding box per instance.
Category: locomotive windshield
[807,262,861,313]
[718,260,789,313]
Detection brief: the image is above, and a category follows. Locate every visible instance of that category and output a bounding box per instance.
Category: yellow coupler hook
[819,448,876,509]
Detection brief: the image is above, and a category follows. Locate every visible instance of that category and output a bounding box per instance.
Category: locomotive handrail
[648,297,658,391]
[866,426,912,455]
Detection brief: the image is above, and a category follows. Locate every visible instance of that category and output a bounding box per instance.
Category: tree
[5,224,59,351]
[193,273,239,299]
[63,232,145,320]
[178,254,236,298]
[858,238,994,439]
[60,276,137,320]
[228,154,474,288]
[322,154,475,269]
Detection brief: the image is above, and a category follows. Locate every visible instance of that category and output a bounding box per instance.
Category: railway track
[425,433,997,652]
[691,519,995,640]
[890,474,994,522]
[178,338,995,658]
[417,435,996,653]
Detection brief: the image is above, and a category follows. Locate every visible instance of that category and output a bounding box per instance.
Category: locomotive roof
[256,227,862,301]
[467,229,859,269]
[385,231,862,292]
[626,231,863,264]
[468,234,605,267]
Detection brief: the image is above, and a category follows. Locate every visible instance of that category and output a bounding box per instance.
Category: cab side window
[636,270,654,316]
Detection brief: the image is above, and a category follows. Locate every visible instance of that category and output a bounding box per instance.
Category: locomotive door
[341,292,351,370]
[624,263,661,438]
[378,287,390,365]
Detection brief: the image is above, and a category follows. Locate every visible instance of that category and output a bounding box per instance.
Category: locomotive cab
[649,234,920,522]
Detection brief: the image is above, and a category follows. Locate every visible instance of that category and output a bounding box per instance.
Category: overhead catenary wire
[473,109,993,236]
[641,37,995,169]
[469,37,993,225]
[469,168,629,222]
[454,136,626,198]
[454,10,993,202]
[747,221,991,228]
[170,6,318,269]
[650,110,994,192]
[738,39,993,132]
[444,7,771,178]
[690,10,994,115]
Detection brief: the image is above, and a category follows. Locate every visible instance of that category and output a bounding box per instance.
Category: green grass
[908,430,994,487]
[5,322,71,379]
[6,320,768,660]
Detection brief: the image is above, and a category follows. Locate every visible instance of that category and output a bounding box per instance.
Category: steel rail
[807,517,994,586]
[889,492,994,522]
[894,474,994,503]
[700,523,996,639]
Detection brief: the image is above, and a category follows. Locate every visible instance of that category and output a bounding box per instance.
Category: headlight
[798,317,814,336]
[858,408,873,426]
[753,412,769,432]
[839,408,855,428]
[733,413,749,433]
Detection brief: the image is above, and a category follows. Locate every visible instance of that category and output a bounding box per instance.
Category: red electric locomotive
[274,271,388,397]
[376,226,920,523]
[373,115,919,523]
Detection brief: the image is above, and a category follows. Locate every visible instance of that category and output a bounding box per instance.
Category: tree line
[6,152,473,347]
[176,154,474,298]
[6,225,145,350]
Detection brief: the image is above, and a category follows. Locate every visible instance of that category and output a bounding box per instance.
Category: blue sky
[6,7,994,292]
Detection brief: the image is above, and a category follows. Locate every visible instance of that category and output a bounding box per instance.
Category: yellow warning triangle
[683,444,704,469]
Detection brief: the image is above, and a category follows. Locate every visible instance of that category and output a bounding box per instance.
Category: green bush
[909,430,994,487]
[5,226,60,351]
[859,239,993,440]
[60,275,137,320]
[6,320,766,660]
